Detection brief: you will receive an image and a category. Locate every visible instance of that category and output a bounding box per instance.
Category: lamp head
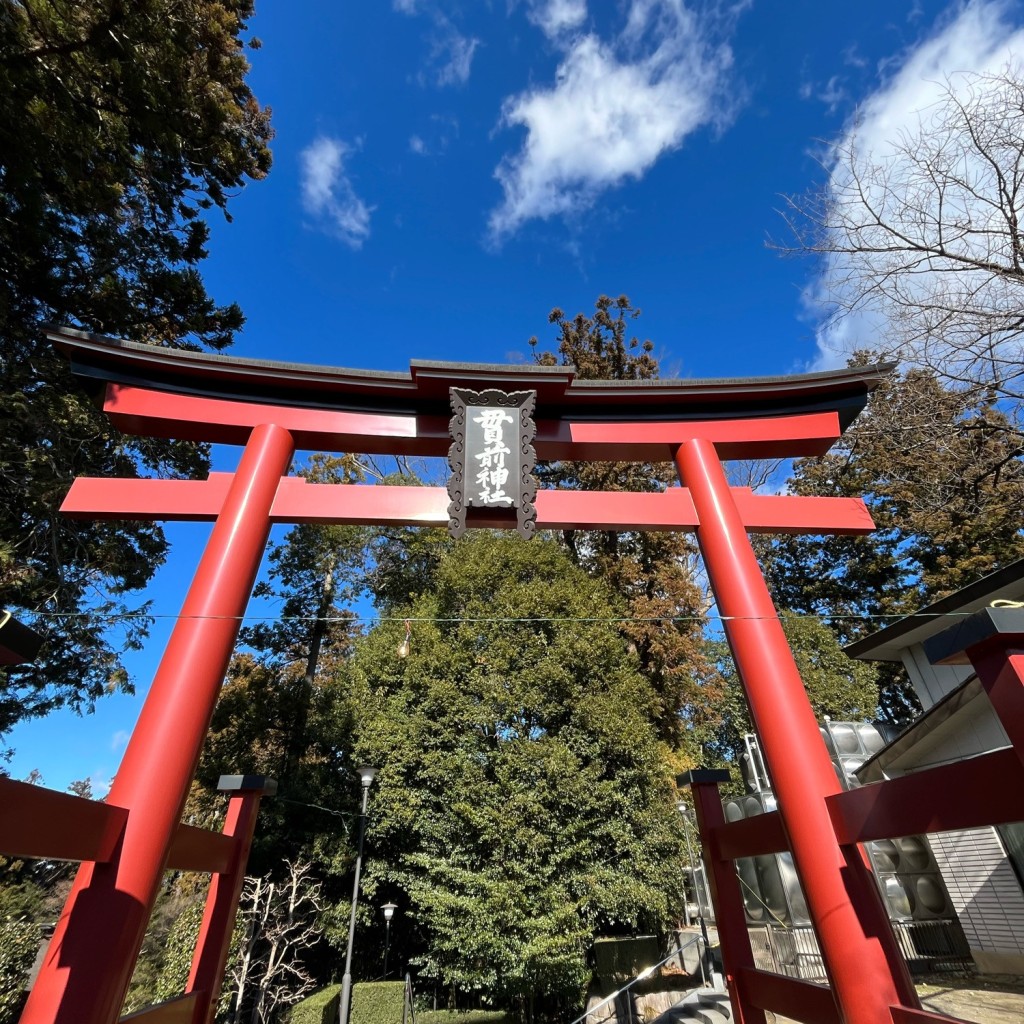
[382,902,398,921]
[356,766,377,788]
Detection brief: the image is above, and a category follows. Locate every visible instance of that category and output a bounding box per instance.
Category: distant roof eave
[846,557,1024,662]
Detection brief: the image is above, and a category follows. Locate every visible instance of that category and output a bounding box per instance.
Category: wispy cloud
[488,1,739,243]
[111,729,130,752]
[90,771,112,798]
[803,74,847,114]
[299,137,373,249]
[408,114,460,157]
[526,0,587,40]
[435,29,479,86]
[395,1,480,87]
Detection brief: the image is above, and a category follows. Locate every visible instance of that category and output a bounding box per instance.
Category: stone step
[666,990,732,1024]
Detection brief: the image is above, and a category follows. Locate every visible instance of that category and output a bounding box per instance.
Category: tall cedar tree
[766,354,1024,722]
[348,532,686,1019]
[0,0,272,736]
[529,296,720,756]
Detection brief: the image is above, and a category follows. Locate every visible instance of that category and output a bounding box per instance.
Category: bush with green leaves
[350,981,406,1024]
[286,983,341,1024]
[0,918,41,1024]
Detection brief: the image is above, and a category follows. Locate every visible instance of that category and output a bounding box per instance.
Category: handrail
[402,973,416,1024]
[566,933,706,1024]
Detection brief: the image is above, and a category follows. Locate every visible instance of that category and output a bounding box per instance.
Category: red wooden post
[923,607,1024,771]
[21,423,294,1024]
[674,438,917,1024]
[188,776,277,1024]
[680,770,767,1024]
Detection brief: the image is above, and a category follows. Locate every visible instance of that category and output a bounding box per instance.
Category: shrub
[286,983,342,1024]
[350,981,406,1024]
[417,1012,512,1024]
[0,919,41,1024]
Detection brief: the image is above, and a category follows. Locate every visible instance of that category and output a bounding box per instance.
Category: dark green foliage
[0,0,272,741]
[0,918,40,1024]
[529,296,720,755]
[765,357,1024,723]
[591,937,660,983]
[702,613,881,771]
[350,981,405,1024]
[418,1013,511,1024]
[348,532,685,1014]
[285,985,341,1024]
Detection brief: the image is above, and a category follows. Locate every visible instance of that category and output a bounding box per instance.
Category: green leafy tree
[0,0,272,739]
[765,357,1024,722]
[0,917,39,1024]
[347,532,685,1018]
[703,612,881,773]
[529,296,721,757]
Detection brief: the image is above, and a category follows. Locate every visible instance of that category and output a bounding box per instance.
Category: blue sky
[12,0,1024,790]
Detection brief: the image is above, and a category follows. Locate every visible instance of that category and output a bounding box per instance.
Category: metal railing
[402,973,416,1024]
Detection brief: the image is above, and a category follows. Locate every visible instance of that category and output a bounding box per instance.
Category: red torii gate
[19,327,934,1024]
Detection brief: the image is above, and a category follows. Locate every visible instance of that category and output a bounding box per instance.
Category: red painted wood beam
[736,968,839,1024]
[102,383,844,459]
[164,824,234,875]
[715,749,1024,859]
[0,778,127,863]
[826,748,1024,845]
[62,476,875,535]
[187,784,271,1024]
[712,809,788,861]
[890,1007,974,1024]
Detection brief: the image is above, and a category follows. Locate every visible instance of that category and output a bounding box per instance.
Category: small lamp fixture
[356,766,377,788]
[397,619,411,659]
[382,901,398,921]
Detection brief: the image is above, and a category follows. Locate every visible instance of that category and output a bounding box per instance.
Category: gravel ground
[770,974,1024,1024]
[915,974,1024,1024]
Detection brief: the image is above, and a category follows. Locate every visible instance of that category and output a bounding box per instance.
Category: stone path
[771,977,1024,1024]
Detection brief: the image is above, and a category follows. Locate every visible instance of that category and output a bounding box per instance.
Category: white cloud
[299,137,373,249]
[526,0,587,39]
[808,1,1024,370]
[489,1,736,241]
[435,29,479,86]
[111,729,130,752]
[409,134,427,155]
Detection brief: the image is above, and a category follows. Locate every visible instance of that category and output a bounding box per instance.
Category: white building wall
[930,828,1024,967]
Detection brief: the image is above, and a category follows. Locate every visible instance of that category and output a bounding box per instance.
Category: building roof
[845,558,1024,663]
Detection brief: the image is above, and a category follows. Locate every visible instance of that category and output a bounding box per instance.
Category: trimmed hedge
[350,981,406,1024]
[418,1012,512,1024]
[286,983,341,1024]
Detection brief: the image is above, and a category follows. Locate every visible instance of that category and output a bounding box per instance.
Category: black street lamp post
[339,767,377,1024]
[381,902,398,978]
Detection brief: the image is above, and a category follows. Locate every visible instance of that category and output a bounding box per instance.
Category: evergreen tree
[529,295,720,757]
[347,532,685,1017]
[0,0,272,738]
[765,355,1024,722]
[703,612,881,774]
